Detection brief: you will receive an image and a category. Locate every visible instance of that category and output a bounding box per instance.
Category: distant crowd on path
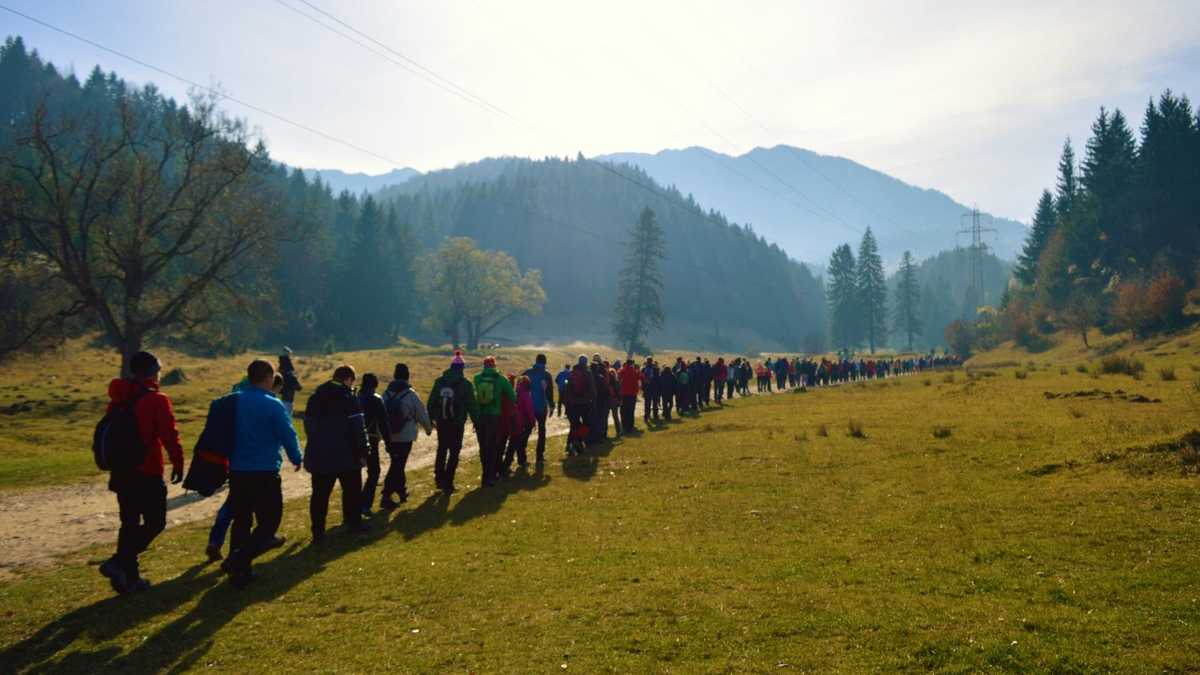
[92,347,961,594]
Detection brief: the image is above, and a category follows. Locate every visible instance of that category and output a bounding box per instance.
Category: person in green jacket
[426,351,479,493]
[473,355,516,487]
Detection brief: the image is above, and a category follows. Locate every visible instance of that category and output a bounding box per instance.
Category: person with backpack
[618,359,641,434]
[587,356,610,444]
[561,355,596,455]
[641,358,659,424]
[474,355,516,487]
[554,363,571,418]
[97,351,184,594]
[427,351,477,493]
[220,359,303,589]
[358,373,391,516]
[655,364,676,421]
[607,361,622,436]
[303,365,370,543]
[522,354,556,465]
[278,349,302,416]
[381,363,431,507]
[713,358,728,404]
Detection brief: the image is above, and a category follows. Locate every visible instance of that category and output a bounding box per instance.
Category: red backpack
[569,367,589,397]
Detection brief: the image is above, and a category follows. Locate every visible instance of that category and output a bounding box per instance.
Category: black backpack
[431,378,458,423]
[93,387,148,471]
[384,387,414,432]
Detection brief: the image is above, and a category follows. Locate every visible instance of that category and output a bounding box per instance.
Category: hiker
[427,351,478,493]
[713,358,727,404]
[206,373,285,562]
[279,349,302,415]
[618,359,640,433]
[726,358,738,400]
[562,355,596,455]
[358,373,391,516]
[554,364,571,418]
[775,357,789,391]
[474,355,517,487]
[497,373,522,478]
[303,365,370,543]
[503,375,537,471]
[522,354,556,464]
[381,363,431,506]
[588,355,610,444]
[221,359,303,588]
[98,351,184,594]
[607,361,622,436]
[674,360,690,413]
[641,358,659,423]
[655,364,676,421]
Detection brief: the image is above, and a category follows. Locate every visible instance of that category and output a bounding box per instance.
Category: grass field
[2,329,1200,671]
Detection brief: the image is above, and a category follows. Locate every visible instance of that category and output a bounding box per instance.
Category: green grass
[3,330,1200,670]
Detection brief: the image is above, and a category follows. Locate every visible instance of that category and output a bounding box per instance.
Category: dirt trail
[0,413,572,580]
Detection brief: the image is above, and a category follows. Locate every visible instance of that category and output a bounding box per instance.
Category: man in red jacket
[617,359,641,434]
[99,351,185,594]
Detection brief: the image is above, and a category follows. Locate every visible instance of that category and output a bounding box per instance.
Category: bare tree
[0,91,281,374]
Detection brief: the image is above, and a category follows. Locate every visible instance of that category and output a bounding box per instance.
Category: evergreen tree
[1078,107,1138,274]
[1136,91,1200,276]
[612,207,667,358]
[1015,190,1056,286]
[826,244,858,351]
[892,250,922,351]
[856,228,888,353]
[1055,138,1079,221]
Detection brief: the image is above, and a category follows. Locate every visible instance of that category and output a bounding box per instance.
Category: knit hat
[451,350,466,370]
[577,354,589,366]
[483,355,497,368]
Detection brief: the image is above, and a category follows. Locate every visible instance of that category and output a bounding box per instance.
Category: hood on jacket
[108,377,158,403]
[386,379,412,394]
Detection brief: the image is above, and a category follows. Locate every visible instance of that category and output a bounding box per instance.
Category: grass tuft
[847,418,866,438]
[931,425,952,439]
[1159,367,1177,381]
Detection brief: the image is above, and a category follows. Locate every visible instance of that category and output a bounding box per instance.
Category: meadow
[1,329,1199,672]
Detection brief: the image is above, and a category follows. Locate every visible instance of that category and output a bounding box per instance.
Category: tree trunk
[119,333,143,379]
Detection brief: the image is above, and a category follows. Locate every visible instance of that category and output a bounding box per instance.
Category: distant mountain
[303,167,420,194]
[597,146,1027,265]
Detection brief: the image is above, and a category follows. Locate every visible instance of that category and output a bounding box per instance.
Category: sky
[3,0,1199,223]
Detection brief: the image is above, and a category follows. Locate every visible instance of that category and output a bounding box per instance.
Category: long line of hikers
[92,348,960,593]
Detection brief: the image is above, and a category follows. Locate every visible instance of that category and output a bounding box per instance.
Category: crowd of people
[94,347,960,593]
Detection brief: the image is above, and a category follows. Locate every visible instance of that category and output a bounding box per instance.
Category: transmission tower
[957,206,998,313]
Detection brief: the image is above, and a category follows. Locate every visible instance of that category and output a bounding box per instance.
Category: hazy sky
[4,0,1199,222]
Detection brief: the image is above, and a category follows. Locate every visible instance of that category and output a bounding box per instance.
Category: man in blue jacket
[522,354,556,465]
[221,359,302,589]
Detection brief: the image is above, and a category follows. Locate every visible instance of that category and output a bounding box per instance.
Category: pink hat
[451,350,466,369]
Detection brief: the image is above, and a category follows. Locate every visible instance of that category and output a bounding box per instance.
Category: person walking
[278,348,302,416]
[503,376,537,471]
[588,355,610,445]
[561,355,596,455]
[427,352,477,493]
[381,363,431,507]
[641,358,659,424]
[474,355,516,487]
[618,359,640,433]
[303,365,370,543]
[221,359,303,588]
[554,363,571,418]
[98,351,184,594]
[656,365,676,421]
[358,373,391,516]
[522,354,556,465]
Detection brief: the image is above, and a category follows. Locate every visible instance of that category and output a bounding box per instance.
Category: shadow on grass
[388,463,551,541]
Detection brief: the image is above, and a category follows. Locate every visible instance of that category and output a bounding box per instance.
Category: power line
[0,2,411,168]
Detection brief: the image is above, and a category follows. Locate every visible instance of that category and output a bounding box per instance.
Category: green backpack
[476,373,497,407]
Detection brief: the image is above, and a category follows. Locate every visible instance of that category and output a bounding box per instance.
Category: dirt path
[0,412,573,581]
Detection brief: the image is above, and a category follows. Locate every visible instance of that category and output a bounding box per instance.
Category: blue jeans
[208,496,233,549]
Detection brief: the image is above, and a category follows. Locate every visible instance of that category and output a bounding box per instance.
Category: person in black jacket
[303,365,370,543]
[357,373,390,517]
[278,350,302,416]
[655,366,676,421]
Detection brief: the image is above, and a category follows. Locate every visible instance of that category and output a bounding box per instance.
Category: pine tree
[1136,91,1200,275]
[856,228,888,353]
[1078,107,1138,274]
[826,244,858,351]
[612,207,667,358]
[892,250,921,351]
[1015,190,1056,286]
[1055,138,1079,221]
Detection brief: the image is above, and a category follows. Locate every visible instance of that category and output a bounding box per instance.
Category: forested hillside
[889,248,1010,350]
[379,156,828,351]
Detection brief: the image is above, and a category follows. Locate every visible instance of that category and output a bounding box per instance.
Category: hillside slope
[599,145,1027,265]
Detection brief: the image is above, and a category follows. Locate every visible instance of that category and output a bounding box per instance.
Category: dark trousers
[533,408,548,461]
[310,469,362,535]
[621,395,637,432]
[383,440,413,500]
[589,403,609,443]
[112,473,167,576]
[566,404,589,447]
[714,381,723,403]
[644,393,657,421]
[610,404,621,434]
[727,381,735,399]
[434,422,465,487]
[476,415,502,483]
[227,471,282,574]
[662,395,673,420]
[362,437,381,510]
[504,426,532,468]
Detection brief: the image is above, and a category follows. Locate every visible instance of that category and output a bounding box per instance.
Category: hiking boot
[205,544,224,562]
[311,531,326,546]
[268,535,287,550]
[361,506,374,518]
[380,498,400,511]
[129,577,152,592]
[99,557,131,594]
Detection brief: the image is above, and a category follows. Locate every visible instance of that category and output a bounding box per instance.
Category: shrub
[1111,273,1187,337]
[932,425,952,439]
[1014,370,1028,380]
[1159,367,1177,381]
[1060,367,1069,375]
[942,373,955,384]
[922,378,932,386]
[816,423,828,437]
[159,368,188,386]
[1099,354,1145,376]
[944,320,975,358]
[847,419,866,438]
[1075,364,1088,373]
